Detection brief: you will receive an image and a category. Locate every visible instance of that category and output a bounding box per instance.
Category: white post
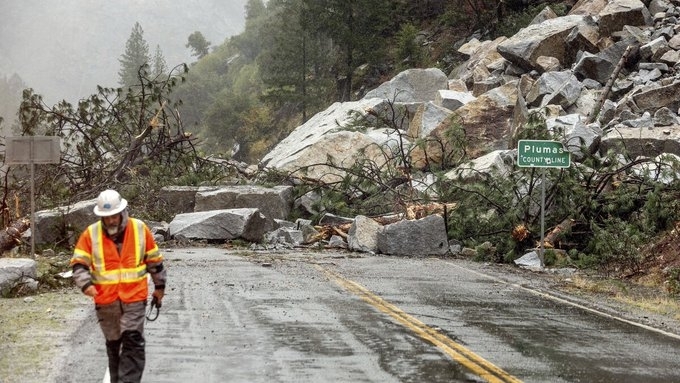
[30,139,36,259]
[539,168,545,267]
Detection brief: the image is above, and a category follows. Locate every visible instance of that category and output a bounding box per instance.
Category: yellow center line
[317,266,523,383]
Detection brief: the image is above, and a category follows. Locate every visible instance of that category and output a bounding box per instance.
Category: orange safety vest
[71,218,163,305]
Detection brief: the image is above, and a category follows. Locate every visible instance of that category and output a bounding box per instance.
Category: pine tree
[258,0,333,122]
[186,31,211,60]
[245,0,266,20]
[302,0,391,102]
[231,0,267,61]
[118,22,151,87]
[152,44,167,77]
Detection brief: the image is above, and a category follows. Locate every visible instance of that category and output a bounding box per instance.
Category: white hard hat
[93,189,128,217]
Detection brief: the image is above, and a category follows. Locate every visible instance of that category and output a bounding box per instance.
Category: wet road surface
[58,247,680,382]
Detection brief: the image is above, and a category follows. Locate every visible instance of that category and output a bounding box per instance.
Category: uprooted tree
[262,101,680,276]
[2,63,234,242]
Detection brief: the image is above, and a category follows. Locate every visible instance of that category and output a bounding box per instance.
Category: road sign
[5,136,61,259]
[6,136,60,165]
[517,139,570,168]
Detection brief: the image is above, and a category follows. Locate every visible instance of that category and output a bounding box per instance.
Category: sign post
[517,140,570,266]
[6,136,61,258]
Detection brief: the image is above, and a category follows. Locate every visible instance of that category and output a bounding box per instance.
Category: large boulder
[260,98,410,183]
[158,186,220,218]
[363,68,449,102]
[497,15,598,72]
[631,81,680,113]
[347,215,383,253]
[450,37,508,90]
[598,0,653,37]
[408,101,454,139]
[410,82,517,167]
[194,185,293,223]
[0,258,37,296]
[525,70,583,109]
[33,198,98,246]
[444,150,516,182]
[169,208,267,243]
[377,215,448,256]
[600,125,680,159]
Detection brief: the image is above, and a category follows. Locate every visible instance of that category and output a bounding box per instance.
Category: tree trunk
[543,218,575,249]
[0,218,30,254]
[585,45,632,124]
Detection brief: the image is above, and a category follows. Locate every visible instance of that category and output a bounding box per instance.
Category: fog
[0,0,248,104]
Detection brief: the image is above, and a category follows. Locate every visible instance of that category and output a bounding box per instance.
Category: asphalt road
[56,247,680,383]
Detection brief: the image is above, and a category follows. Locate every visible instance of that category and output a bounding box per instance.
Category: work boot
[119,330,146,383]
[105,339,122,383]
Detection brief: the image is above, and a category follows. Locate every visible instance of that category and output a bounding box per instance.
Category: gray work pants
[96,300,146,383]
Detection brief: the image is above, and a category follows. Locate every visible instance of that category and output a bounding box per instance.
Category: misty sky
[0,0,248,104]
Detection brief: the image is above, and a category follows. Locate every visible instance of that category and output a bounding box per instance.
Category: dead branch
[586,45,633,124]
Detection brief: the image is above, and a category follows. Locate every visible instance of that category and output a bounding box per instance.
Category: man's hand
[83,285,97,297]
[152,289,164,308]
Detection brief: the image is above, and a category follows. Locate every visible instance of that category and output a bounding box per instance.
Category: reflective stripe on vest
[90,218,148,285]
[71,247,92,267]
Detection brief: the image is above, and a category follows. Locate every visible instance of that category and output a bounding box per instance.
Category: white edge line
[445,261,680,341]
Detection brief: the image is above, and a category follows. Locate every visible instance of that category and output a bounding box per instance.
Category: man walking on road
[70,189,167,383]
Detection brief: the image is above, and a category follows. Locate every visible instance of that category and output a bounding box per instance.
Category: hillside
[3,0,680,300]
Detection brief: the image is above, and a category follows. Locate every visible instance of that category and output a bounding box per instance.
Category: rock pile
[262,0,680,184]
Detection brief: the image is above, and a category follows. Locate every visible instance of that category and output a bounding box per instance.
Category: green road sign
[517,139,570,168]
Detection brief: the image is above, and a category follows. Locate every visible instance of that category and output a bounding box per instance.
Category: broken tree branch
[585,45,633,124]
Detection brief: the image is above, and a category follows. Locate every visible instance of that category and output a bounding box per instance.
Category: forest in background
[0,0,570,162]
[169,0,570,163]
[4,0,680,295]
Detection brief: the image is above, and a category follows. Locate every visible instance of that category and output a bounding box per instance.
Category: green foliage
[245,0,267,20]
[442,171,522,257]
[642,185,680,233]
[186,31,211,59]
[198,67,273,163]
[543,249,558,266]
[667,268,680,296]
[585,217,645,274]
[395,23,424,69]
[118,22,151,87]
[492,2,570,38]
[473,242,497,262]
[152,45,167,78]
[231,0,268,61]
[302,0,391,101]
[437,8,471,30]
[15,63,221,227]
[257,0,334,122]
[494,5,543,38]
